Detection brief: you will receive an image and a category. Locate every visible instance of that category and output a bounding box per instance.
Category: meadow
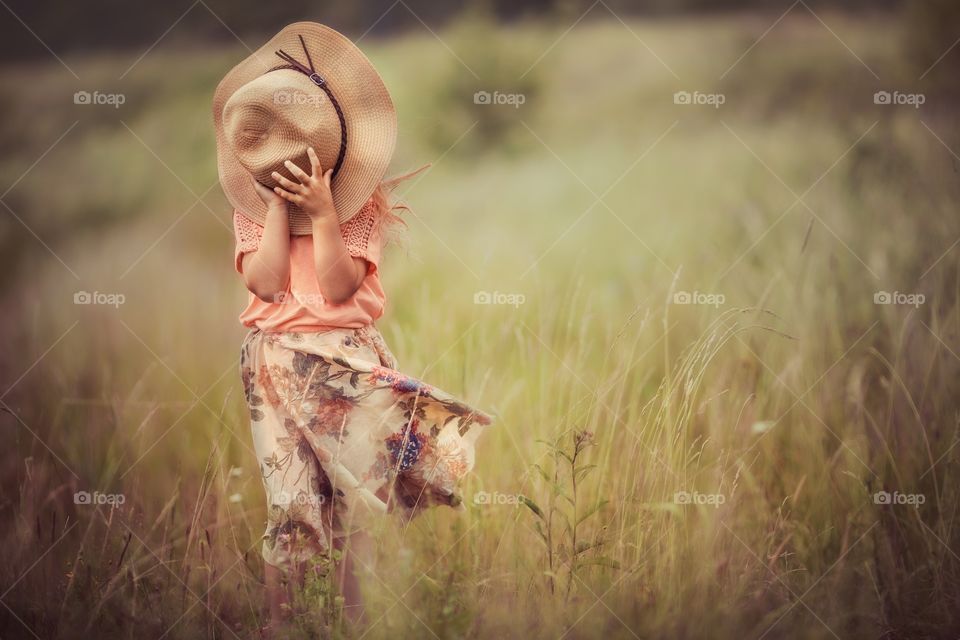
[1,8,959,639]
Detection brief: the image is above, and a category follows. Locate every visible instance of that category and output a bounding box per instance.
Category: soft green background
[1,5,959,639]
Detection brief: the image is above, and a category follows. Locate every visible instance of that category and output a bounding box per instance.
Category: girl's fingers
[307,147,322,176]
[252,178,280,204]
[323,168,333,188]
[284,160,311,182]
[274,186,301,205]
[272,171,304,194]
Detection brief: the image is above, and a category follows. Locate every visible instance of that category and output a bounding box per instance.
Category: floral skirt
[240,325,492,569]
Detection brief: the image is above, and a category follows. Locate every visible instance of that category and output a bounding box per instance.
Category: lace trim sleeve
[340,202,382,268]
[233,210,263,273]
[232,205,382,275]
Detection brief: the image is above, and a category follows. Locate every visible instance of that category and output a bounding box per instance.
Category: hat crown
[222,69,342,187]
[214,22,397,232]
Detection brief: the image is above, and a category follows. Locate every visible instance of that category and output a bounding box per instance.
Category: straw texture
[213,22,397,233]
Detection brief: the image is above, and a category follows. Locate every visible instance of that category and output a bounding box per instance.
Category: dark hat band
[269,34,347,178]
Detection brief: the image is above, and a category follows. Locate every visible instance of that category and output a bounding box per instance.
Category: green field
[1,9,959,639]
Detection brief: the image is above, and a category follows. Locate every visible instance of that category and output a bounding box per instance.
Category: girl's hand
[271,147,337,223]
[252,177,287,210]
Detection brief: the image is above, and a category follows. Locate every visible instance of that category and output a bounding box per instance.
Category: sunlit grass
[1,11,958,639]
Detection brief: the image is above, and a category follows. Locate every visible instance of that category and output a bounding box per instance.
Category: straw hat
[214,22,396,233]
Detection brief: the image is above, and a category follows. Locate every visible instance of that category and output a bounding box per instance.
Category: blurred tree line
[0,0,911,58]
[0,0,955,83]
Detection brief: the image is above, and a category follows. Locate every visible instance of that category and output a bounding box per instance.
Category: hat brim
[213,22,396,233]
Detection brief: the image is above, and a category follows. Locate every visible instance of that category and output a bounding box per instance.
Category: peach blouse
[233,203,386,332]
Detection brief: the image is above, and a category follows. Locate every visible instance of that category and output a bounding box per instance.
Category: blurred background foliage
[0,0,957,270]
[0,0,951,74]
[0,0,907,62]
[1,0,960,637]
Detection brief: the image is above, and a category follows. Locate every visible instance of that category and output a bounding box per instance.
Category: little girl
[214,22,491,630]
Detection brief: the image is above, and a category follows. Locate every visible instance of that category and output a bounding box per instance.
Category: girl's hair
[367,164,429,247]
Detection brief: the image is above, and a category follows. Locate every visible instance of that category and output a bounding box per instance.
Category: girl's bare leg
[265,562,291,633]
[335,531,372,624]
[264,535,371,631]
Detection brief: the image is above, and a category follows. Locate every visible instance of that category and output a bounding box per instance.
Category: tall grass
[1,10,959,639]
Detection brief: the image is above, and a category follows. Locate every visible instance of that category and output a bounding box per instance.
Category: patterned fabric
[240,325,492,568]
